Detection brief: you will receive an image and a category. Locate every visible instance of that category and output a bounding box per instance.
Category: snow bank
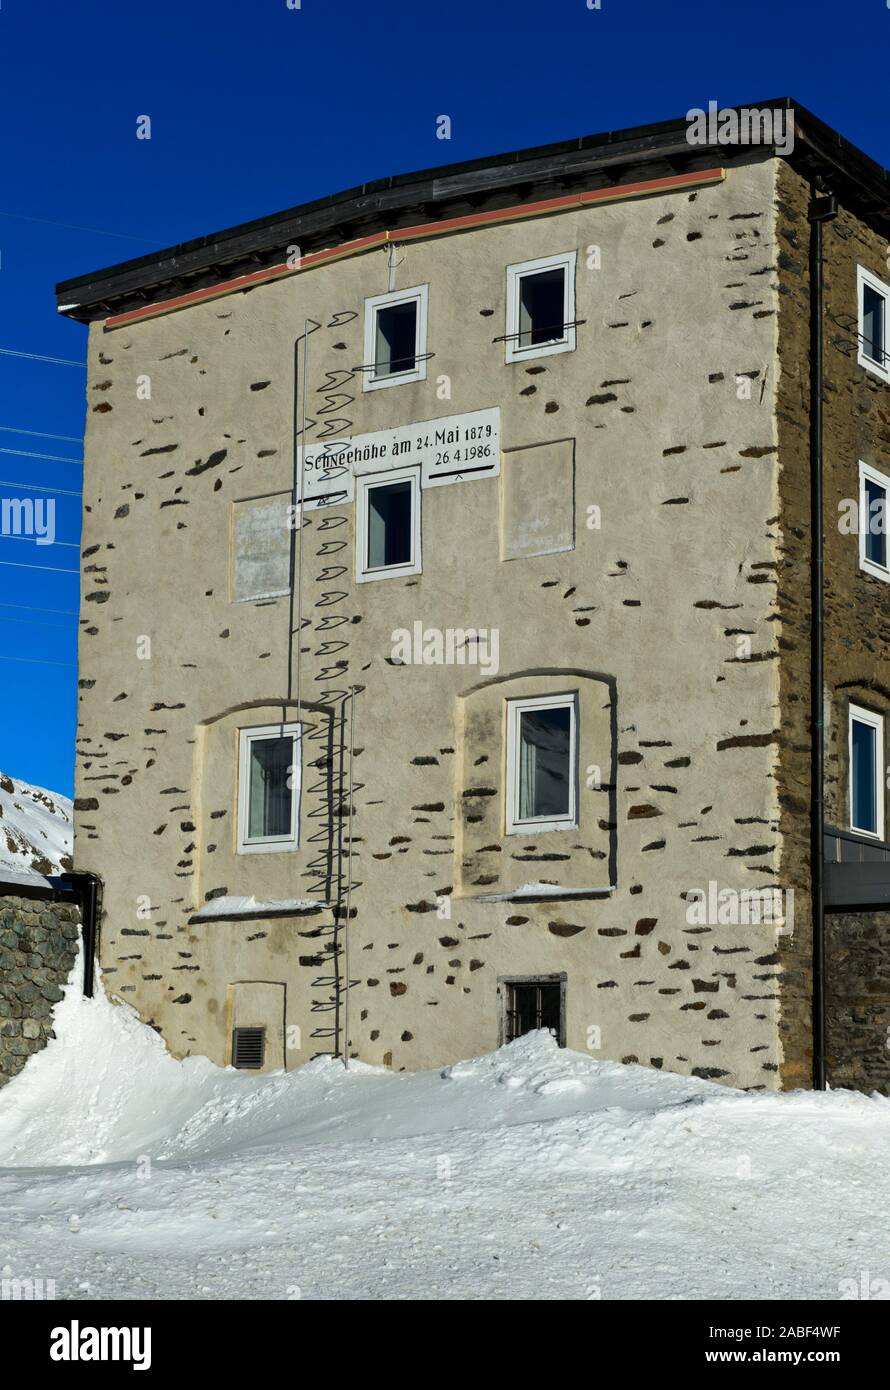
[0,952,718,1168]
[0,954,225,1165]
[4,966,890,1299]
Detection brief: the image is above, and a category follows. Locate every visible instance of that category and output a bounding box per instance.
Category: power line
[0,424,82,444]
[0,612,77,631]
[0,558,78,574]
[0,478,82,497]
[0,347,86,368]
[0,447,82,465]
[0,208,156,244]
[0,600,78,616]
[0,534,80,548]
[0,652,76,668]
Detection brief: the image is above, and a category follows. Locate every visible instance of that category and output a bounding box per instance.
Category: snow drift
[2,957,890,1299]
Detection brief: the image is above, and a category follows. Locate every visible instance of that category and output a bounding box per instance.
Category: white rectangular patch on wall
[500,439,575,560]
[232,494,292,601]
[297,408,500,508]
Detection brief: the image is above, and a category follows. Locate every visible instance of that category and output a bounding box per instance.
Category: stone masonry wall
[775,160,890,1092]
[0,894,79,1086]
[825,911,890,1094]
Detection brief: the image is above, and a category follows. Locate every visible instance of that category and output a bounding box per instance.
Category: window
[859,461,890,581]
[355,467,421,582]
[506,693,577,833]
[857,266,890,383]
[849,703,884,839]
[237,723,301,853]
[500,976,566,1047]
[505,252,576,363]
[363,284,429,389]
[232,1027,266,1069]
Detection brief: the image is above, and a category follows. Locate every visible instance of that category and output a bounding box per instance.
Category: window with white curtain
[849,703,884,839]
[505,252,576,364]
[237,723,301,853]
[362,284,429,390]
[355,467,421,582]
[858,265,890,384]
[859,460,890,581]
[506,693,577,833]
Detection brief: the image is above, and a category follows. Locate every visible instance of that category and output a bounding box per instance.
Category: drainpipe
[808,189,837,1091]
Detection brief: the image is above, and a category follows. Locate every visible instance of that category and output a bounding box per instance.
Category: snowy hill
[0,772,73,881]
[1,953,889,1300]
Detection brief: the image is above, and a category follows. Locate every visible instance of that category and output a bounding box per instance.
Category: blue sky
[0,0,887,796]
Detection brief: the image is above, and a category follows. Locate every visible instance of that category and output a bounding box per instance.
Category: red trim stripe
[103,167,725,331]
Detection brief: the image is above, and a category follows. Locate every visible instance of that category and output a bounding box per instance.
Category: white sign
[296,407,500,509]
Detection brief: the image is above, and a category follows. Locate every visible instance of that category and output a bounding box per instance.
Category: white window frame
[505,251,577,364]
[362,283,429,391]
[857,265,890,384]
[849,702,885,840]
[355,466,422,583]
[505,692,578,835]
[237,722,301,854]
[858,460,890,582]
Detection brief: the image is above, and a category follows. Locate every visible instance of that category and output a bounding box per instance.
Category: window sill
[356,564,422,584]
[463,883,615,904]
[505,824,578,836]
[236,841,300,855]
[858,353,890,386]
[859,558,890,584]
[505,338,574,365]
[363,368,426,392]
[191,895,328,923]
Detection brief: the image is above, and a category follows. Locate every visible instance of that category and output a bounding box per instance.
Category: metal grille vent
[232,1026,265,1069]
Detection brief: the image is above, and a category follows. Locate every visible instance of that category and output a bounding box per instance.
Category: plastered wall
[74,153,790,1086]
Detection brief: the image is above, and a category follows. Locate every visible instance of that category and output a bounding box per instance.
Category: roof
[56,98,890,324]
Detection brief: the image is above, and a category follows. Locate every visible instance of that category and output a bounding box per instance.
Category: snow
[0,772,72,882]
[1,953,890,1300]
[192,895,326,920]
[475,882,615,901]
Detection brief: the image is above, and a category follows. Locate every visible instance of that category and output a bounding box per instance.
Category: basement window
[505,252,576,363]
[355,467,421,582]
[363,285,429,389]
[500,975,566,1047]
[859,460,889,581]
[232,1026,265,1069]
[506,693,577,833]
[237,723,301,853]
[849,703,885,839]
[858,266,890,383]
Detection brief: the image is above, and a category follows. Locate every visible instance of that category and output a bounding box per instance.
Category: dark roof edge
[56,98,890,319]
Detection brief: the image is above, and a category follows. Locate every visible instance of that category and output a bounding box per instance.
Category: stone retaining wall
[0,894,80,1086]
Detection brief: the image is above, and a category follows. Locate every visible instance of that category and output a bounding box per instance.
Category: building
[55,99,890,1092]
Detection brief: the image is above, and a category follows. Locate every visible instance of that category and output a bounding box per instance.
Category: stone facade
[774,160,890,1093]
[0,894,79,1086]
[69,149,799,1088]
[825,911,890,1093]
